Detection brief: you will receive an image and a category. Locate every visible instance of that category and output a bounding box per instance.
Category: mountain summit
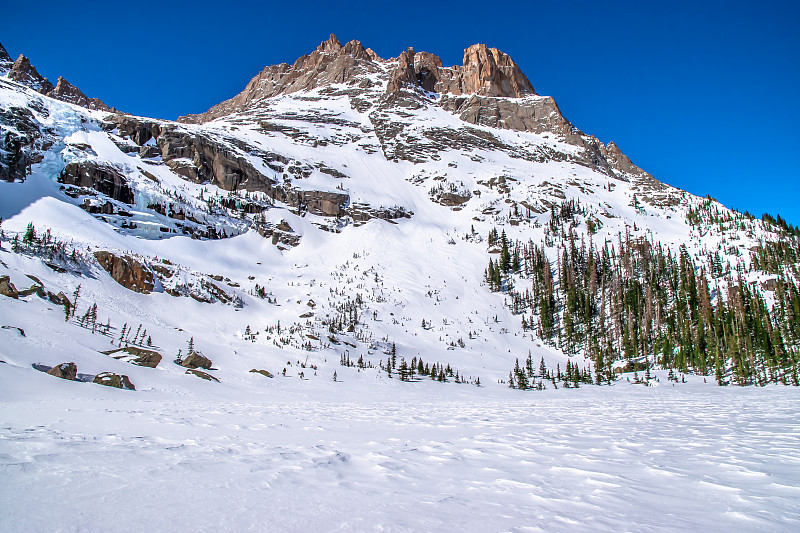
[180,34,534,123]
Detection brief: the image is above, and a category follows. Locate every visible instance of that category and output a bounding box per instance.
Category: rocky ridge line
[1,42,110,112]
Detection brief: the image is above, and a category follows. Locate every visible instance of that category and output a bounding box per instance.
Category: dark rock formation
[94,251,155,294]
[105,114,353,218]
[386,48,418,94]
[347,203,411,224]
[93,372,135,390]
[181,351,212,370]
[59,162,134,204]
[3,48,109,111]
[107,114,162,146]
[387,43,535,98]
[440,94,573,136]
[47,362,77,380]
[104,346,162,368]
[7,54,54,94]
[47,76,111,112]
[185,368,219,382]
[47,291,72,310]
[249,369,274,378]
[258,219,302,249]
[459,44,534,97]
[437,192,471,207]
[0,276,18,299]
[289,189,349,217]
[0,103,40,182]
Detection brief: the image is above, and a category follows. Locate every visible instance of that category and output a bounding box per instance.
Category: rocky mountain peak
[386,42,535,98]
[49,76,111,112]
[317,33,343,54]
[1,47,111,112]
[7,54,55,94]
[179,34,383,123]
[461,43,534,98]
[50,76,86,104]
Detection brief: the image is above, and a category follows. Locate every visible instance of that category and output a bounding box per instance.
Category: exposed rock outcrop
[47,291,72,311]
[387,43,535,98]
[47,362,77,380]
[59,161,135,204]
[347,203,412,224]
[386,48,417,94]
[48,76,111,112]
[93,372,135,390]
[459,44,534,98]
[440,94,573,136]
[181,351,213,370]
[104,114,353,218]
[0,276,18,299]
[108,115,163,146]
[258,219,302,249]
[0,102,40,182]
[7,54,54,94]
[3,48,110,111]
[185,368,219,382]
[94,251,155,294]
[104,346,162,368]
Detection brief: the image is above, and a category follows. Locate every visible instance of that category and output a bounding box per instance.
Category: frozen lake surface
[1,372,798,532]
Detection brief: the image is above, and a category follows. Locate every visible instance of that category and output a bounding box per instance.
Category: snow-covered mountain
[1,34,798,392]
[2,34,800,533]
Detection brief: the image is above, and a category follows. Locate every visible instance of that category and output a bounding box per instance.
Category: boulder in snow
[47,362,77,381]
[93,372,135,390]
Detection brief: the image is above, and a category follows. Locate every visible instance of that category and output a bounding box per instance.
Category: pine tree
[23,222,35,245]
[71,284,81,318]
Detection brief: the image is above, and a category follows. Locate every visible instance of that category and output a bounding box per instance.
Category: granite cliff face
[182,36,536,124]
[174,34,656,189]
[386,43,534,98]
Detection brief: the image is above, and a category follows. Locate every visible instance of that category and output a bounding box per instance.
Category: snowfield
[1,370,798,533]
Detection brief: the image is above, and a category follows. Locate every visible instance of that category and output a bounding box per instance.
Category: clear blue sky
[3,0,798,225]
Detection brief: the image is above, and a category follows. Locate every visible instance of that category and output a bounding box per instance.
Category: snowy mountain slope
[1,34,800,533]
[1,34,797,393]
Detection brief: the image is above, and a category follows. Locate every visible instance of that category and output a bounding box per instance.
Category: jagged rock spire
[49,76,111,112]
[7,54,54,94]
[317,34,343,54]
[387,42,535,98]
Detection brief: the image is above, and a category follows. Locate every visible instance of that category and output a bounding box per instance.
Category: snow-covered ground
[1,368,798,533]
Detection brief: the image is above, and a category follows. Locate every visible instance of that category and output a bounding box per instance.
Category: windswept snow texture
[0,377,798,533]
